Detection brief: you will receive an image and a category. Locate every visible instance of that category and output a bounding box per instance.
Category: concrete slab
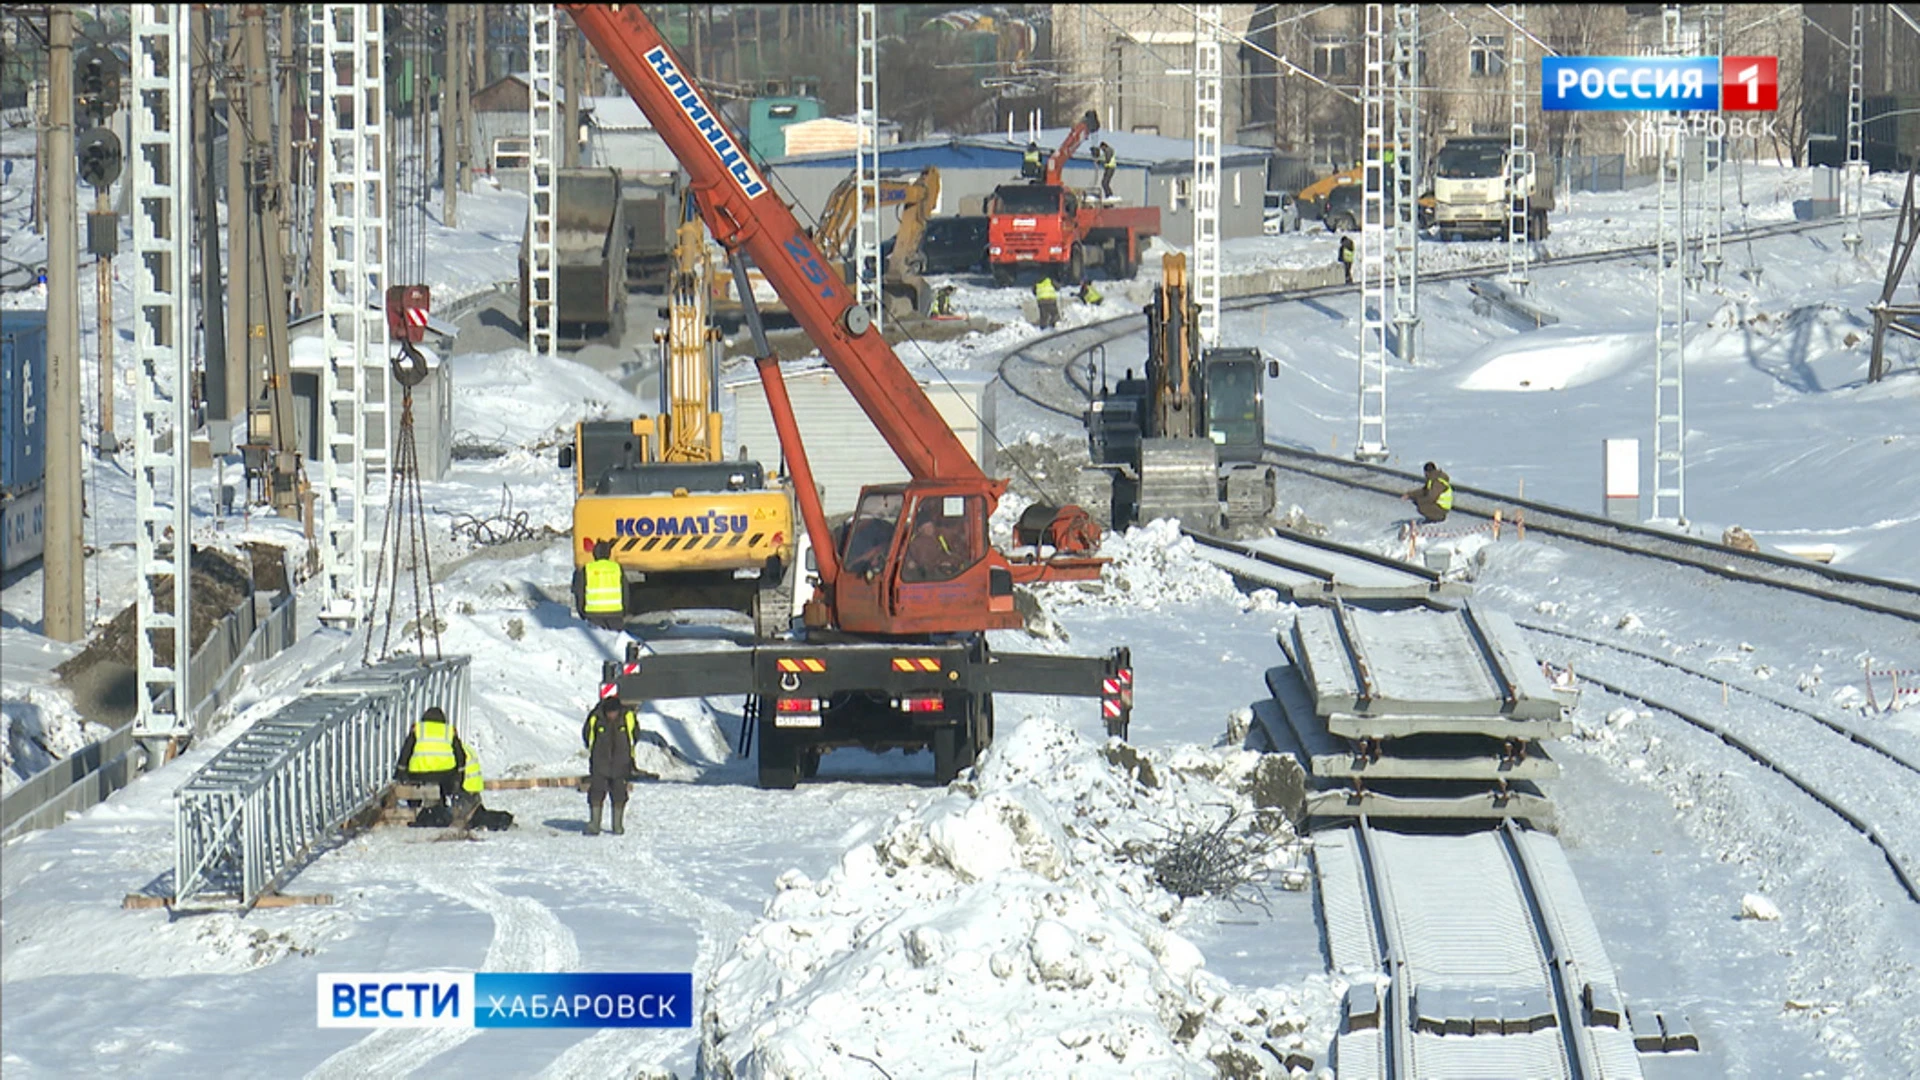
[1185,529,1472,606]
[1259,670,1560,780]
[1284,606,1566,721]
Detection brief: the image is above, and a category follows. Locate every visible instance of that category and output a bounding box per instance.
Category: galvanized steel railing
[173,656,470,907]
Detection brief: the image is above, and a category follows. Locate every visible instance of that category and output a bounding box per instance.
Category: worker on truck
[1021,141,1043,182]
[581,539,624,629]
[1094,142,1116,200]
[1405,461,1454,523]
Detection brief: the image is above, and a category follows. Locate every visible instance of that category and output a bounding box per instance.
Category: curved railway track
[1520,622,1920,905]
[991,211,1920,624]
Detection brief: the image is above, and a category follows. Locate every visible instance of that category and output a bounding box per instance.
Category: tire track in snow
[532,833,753,1079]
[305,874,579,1080]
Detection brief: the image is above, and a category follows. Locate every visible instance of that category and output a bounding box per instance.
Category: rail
[172,655,470,908]
[995,210,1920,623]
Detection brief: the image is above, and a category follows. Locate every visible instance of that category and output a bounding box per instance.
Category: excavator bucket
[1013,503,1101,555]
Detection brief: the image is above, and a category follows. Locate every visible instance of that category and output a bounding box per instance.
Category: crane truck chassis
[605,639,1133,788]
[565,3,1129,787]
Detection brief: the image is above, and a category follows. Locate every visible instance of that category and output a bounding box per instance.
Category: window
[492,137,530,171]
[1312,37,1350,78]
[1469,34,1506,78]
[899,495,981,585]
[842,491,903,578]
[1172,175,1192,211]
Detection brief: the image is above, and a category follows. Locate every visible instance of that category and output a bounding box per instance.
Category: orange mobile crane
[563,5,1133,787]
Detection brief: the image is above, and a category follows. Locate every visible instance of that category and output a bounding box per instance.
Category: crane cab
[826,483,1020,636]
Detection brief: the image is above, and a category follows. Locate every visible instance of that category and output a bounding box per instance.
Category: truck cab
[1432,137,1551,240]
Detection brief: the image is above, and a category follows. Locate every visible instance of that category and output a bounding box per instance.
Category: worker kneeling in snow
[395,706,467,803]
[1405,461,1454,523]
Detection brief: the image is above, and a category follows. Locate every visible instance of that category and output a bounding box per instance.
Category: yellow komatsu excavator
[562,199,798,637]
[812,166,942,316]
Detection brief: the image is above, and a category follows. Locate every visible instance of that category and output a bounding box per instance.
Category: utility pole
[192,6,232,453]
[442,5,461,225]
[1193,4,1222,350]
[306,5,326,317]
[473,3,488,89]
[1355,4,1389,463]
[278,7,299,303]
[223,27,249,447]
[239,6,299,516]
[562,24,581,167]
[44,8,84,642]
[458,4,475,193]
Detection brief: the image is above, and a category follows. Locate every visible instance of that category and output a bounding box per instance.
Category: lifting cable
[363,341,442,663]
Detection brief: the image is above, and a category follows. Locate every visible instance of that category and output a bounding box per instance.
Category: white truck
[1430,136,1553,241]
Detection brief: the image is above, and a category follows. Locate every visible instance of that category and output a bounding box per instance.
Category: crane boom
[564,4,991,494]
[1046,111,1101,186]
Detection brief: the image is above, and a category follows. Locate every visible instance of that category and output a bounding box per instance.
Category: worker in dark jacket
[1094,142,1117,199]
[1339,235,1356,284]
[395,706,467,801]
[1021,141,1043,181]
[582,695,641,836]
[1406,461,1454,523]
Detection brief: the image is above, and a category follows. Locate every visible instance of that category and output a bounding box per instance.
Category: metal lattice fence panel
[174,656,470,907]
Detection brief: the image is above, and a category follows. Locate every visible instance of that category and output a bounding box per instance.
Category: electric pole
[192,6,232,453]
[241,5,300,516]
[223,25,249,445]
[563,25,581,167]
[44,7,85,642]
[443,4,462,225]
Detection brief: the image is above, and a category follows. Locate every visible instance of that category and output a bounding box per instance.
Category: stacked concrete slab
[1255,602,1572,827]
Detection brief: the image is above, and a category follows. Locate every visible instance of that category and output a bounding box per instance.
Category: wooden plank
[484,776,588,790]
[253,893,335,908]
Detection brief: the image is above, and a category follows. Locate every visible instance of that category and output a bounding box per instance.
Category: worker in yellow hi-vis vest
[580,539,624,630]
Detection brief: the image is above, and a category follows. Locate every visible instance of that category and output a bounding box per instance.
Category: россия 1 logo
[1542,56,1778,112]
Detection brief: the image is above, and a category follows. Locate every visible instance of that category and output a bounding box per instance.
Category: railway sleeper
[1411,985,1556,1037]
[1629,1007,1700,1053]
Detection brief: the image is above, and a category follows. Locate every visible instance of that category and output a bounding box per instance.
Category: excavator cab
[829,483,1019,636]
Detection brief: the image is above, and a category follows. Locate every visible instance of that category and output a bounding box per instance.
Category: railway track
[997,209,1903,420]
[1323,818,1644,1078]
[991,211,1920,624]
[1520,621,1920,905]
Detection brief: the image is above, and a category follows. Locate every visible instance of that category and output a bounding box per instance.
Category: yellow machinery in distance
[562,197,797,637]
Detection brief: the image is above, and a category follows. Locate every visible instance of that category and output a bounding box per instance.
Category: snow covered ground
[6,149,1920,1078]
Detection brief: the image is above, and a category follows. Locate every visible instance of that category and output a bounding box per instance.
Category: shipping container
[1,483,45,571]
[2,309,49,494]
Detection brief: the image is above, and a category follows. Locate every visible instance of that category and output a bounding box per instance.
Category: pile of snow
[700,714,1313,1078]
[0,679,101,796]
[1040,519,1262,612]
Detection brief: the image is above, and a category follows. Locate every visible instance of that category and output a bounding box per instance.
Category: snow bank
[699,715,1312,1078]
[1039,518,1266,613]
[444,348,647,450]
